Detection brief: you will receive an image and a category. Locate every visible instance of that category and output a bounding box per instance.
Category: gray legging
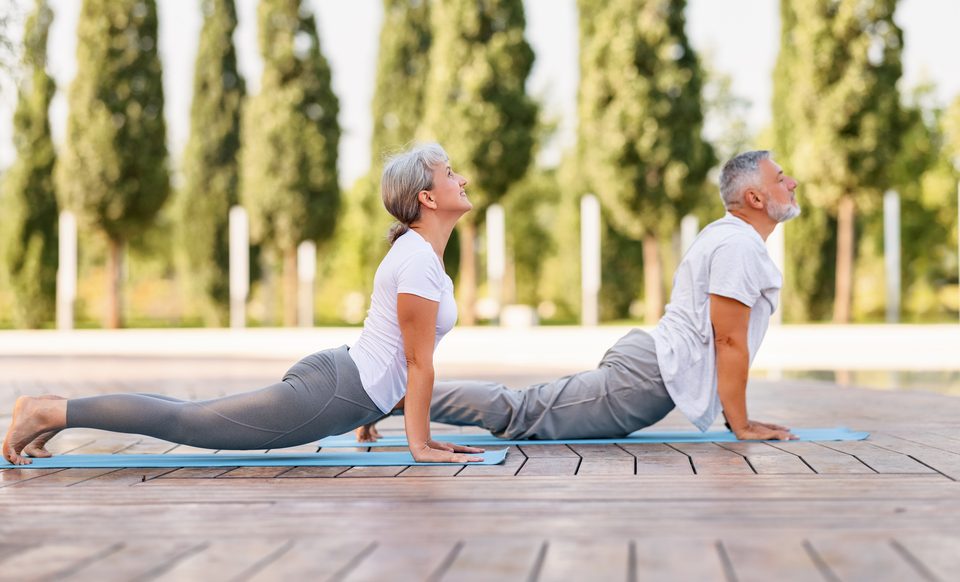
[66,346,384,450]
[425,329,676,440]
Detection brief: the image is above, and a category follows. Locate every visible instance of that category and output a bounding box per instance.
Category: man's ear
[418,189,436,209]
[743,187,763,210]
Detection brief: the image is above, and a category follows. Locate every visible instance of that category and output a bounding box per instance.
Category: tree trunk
[833,194,855,323]
[642,233,663,323]
[105,237,123,329]
[458,220,477,325]
[282,245,298,327]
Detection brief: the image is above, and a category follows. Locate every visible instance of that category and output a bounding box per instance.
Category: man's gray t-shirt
[649,214,782,432]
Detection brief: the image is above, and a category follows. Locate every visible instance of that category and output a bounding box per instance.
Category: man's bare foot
[3,396,66,465]
[22,396,64,458]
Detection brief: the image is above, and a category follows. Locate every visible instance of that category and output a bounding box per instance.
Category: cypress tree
[776,0,903,322]
[577,0,714,322]
[343,0,432,300]
[176,0,245,326]
[0,0,57,328]
[240,0,340,327]
[56,0,170,328]
[422,0,538,324]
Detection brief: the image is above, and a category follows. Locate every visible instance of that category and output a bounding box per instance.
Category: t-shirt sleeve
[396,251,446,302]
[708,238,766,307]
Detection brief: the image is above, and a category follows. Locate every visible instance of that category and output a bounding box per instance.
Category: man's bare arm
[710,293,796,441]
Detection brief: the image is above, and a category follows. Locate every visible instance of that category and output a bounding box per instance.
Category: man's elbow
[714,333,746,353]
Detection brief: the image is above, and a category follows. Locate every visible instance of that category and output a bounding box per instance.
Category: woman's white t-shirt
[349,230,458,413]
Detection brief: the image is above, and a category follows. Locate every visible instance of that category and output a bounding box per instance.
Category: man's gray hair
[380,143,449,244]
[718,150,771,210]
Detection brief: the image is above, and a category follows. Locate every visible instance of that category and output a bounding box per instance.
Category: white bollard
[56,211,77,330]
[229,206,249,329]
[297,240,316,328]
[680,214,699,256]
[581,194,601,326]
[884,190,900,323]
[766,222,786,325]
[486,204,505,321]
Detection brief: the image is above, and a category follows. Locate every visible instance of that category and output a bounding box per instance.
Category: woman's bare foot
[2,396,67,465]
[355,422,381,443]
[21,396,64,459]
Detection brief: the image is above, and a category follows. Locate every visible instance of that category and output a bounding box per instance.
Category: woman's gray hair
[718,150,771,210]
[380,143,449,244]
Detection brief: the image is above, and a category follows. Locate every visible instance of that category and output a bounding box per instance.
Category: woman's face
[428,162,471,214]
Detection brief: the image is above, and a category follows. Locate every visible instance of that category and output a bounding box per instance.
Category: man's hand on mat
[355,423,381,443]
[411,440,484,463]
[734,420,797,441]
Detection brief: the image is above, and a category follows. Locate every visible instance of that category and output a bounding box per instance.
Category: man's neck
[728,209,775,241]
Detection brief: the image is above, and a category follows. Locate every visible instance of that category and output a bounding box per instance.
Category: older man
[363,150,799,442]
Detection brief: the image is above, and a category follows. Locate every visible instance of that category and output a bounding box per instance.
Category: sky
[1,0,958,189]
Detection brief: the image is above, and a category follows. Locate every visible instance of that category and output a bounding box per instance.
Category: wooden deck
[2,355,959,581]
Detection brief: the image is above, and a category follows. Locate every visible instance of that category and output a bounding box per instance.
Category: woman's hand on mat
[734,421,797,441]
[411,441,484,463]
[428,439,484,454]
[355,423,381,443]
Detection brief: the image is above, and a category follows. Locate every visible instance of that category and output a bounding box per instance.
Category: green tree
[56,0,169,328]
[0,0,57,328]
[175,0,245,326]
[422,0,537,324]
[776,0,903,322]
[240,0,340,326]
[577,0,714,323]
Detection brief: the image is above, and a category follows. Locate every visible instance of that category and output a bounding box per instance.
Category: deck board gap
[888,539,941,582]
[714,540,738,582]
[426,540,464,582]
[236,539,295,581]
[328,541,378,582]
[527,541,548,582]
[802,539,841,582]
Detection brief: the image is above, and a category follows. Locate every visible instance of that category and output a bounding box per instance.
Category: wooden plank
[808,535,931,582]
[820,441,935,474]
[718,442,815,475]
[440,538,543,582]
[337,540,460,582]
[893,535,960,582]
[0,468,65,488]
[67,541,201,581]
[631,538,727,581]
[517,444,579,458]
[457,447,525,477]
[515,456,580,476]
[0,542,124,579]
[149,539,291,582]
[338,465,406,478]
[720,536,826,581]
[278,466,348,478]
[570,444,634,476]
[537,540,628,581]
[864,433,960,480]
[247,540,375,581]
[154,467,236,479]
[766,441,875,474]
[219,466,292,479]
[72,467,175,486]
[397,464,464,477]
[5,468,120,488]
[670,443,754,475]
[620,443,695,475]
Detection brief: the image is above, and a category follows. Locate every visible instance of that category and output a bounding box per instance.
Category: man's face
[758,158,800,223]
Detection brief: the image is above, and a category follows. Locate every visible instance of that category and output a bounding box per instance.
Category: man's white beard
[767,198,801,223]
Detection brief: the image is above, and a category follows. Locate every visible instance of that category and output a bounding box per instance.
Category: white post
[228,206,249,329]
[957,181,959,324]
[56,211,77,330]
[581,194,601,326]
[486,204,505,320]
[680,214,699,256]
[766,222,786,325]
[297,240,316,328]
[884,190,901,323]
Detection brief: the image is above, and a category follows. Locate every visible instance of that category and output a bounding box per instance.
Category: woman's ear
[418,189,436,209]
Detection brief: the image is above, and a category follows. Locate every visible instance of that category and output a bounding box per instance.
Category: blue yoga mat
[0,448,508,469]
[318,427,869,448]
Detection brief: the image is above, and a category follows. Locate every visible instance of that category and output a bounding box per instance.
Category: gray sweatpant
[428,329,675,439]
[66,346,384,450]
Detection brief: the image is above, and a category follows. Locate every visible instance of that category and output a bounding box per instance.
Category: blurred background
[0,0,957,336]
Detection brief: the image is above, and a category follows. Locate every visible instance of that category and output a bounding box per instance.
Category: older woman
[3,143,483,465]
